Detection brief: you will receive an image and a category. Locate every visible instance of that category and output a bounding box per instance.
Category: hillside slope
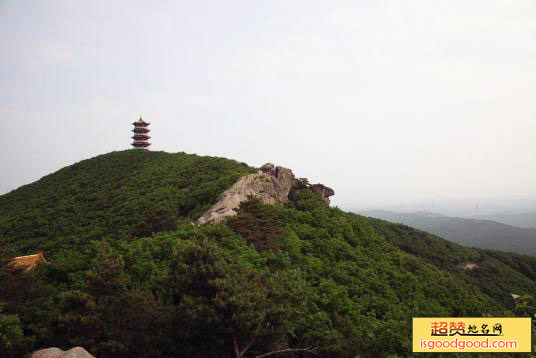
[363,210,536,256]
[365,216,536,308]
[0,150,254,255]
[0,151,535,358]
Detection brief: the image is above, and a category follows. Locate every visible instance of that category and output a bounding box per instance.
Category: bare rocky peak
[196,163,334,224]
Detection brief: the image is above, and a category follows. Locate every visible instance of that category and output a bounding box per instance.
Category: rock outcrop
[28,347,94,358]
[197,163,335,224]
[310,184,335,204]
[197,164,295,224]
[463,262,480,271]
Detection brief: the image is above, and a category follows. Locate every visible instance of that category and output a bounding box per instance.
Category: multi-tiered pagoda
[131,116,151,149]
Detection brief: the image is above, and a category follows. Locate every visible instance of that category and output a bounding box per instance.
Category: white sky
[1,0,535,212]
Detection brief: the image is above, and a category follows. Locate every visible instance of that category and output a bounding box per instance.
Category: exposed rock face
[197,163,334,224]
[28,347,94,358]
[310,184,335,204]
[197,165,295,224]
[463,262,480,270]
[260,162,275,174]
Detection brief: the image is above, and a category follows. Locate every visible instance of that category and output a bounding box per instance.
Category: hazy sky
[1,0,535,212]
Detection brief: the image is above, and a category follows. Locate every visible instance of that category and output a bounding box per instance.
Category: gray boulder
[310,184,335,204]
[260,162,275,173]
[197,163,335,224]
[197,164,295,224]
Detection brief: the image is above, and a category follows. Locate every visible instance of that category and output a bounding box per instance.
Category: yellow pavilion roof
[9,252,48,272]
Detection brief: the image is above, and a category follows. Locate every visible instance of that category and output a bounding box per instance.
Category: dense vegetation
[0,150,254,256]
[1,150,535,357]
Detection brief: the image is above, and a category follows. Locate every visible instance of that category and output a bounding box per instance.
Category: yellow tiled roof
[9,252,48,272]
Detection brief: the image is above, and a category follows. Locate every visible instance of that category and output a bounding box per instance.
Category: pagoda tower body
[131,116,151,149]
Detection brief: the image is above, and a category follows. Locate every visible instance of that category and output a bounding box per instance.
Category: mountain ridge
[1,150,534,358]
[480,211,536,229]
[362,209,536,256]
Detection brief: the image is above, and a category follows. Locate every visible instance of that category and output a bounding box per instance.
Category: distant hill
[362,210,536,256]
[480,212,536,229]
[1,150,536,358]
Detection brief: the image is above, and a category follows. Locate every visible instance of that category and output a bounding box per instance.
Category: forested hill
[0,150,255,255]
[1,150,535,358]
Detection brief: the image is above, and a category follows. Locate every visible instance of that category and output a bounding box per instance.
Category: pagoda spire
[131,115,151,149]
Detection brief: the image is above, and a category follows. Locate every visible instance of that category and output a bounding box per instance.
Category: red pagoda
[131,116,151,149]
